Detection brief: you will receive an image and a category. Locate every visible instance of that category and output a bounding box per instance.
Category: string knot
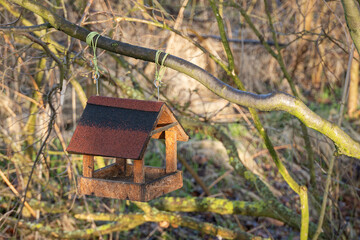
[154,50,169,101]
[86,32,101,95]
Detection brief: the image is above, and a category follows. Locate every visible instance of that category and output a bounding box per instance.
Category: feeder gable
[66,96,188,160]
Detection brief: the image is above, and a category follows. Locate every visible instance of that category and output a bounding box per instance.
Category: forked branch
[8,0,360,159]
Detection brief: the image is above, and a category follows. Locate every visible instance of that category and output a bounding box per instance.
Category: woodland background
[0,0,360,239]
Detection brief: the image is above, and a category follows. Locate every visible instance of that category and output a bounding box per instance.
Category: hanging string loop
[154,50,169,101]
[86,32,101,95]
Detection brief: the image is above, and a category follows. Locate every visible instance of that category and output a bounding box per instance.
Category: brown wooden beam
[83,155,94,178]
[133,159,145,183]
[151,122,178,136]
[165,131,177,173]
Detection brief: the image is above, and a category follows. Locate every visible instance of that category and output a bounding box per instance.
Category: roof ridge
[87,96,164,112]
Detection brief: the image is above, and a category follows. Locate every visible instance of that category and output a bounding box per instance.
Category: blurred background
[0,0,359,239]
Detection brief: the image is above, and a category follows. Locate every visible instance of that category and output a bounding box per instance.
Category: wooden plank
[150,122,178,136]
[78,176,144,201]
[165,131,177,173]
[78,169,183,201]
[144,170,183,201]
[126,165,165,179]
[133,159,145,183]
[93,163,119,178]
[116,158,127,175]
[83,155,94,177]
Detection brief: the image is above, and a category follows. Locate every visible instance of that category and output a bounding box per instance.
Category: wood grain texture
[165,131,177,173]
[116,158,127,175]
[93,163,119,178]
[83,155,94,177]
[78,168,182,201]
[133,159,145,183]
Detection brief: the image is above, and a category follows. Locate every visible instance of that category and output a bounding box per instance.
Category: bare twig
[188,34,287,46]
[17,86,58,223]
[0,22,51,32]
[209,0,235,71]
[0,170,36,218]
[178,155,211,196]
[312,43,355,240]
[20,33,65,89]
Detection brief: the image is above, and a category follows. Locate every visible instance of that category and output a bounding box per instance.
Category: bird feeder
[67,96,189,201]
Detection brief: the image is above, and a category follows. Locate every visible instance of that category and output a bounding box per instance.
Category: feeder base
[78,163,182,201]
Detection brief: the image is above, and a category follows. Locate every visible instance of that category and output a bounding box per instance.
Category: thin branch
[5,215,144,238]
[189,34,287,46]
[0,13,21,26]
[178,155,211,196]
[209,0,235,71]
[208,8,309,239]
[261,0,316,189]
[16,86,58,222]
[312,43,356,240]
[339,44,355,125]
[20,33,65,89]
[0,22,51,32]
[300,186,309,240]
[0,169,36,218]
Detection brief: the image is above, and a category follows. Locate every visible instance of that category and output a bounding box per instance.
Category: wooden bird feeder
[67,96,189,201]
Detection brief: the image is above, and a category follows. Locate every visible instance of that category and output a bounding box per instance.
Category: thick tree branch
[8,0,360,159]
[5,215,144,238]
[153,197,277,217]
[342,0,360,54]
[74,202,263,240]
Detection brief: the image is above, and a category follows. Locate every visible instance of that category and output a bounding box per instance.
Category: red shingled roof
[67,96,188,160]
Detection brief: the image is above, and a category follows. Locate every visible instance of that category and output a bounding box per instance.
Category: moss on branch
[153,197,274,217]
[5,215,144,238]
[75,202,267,240]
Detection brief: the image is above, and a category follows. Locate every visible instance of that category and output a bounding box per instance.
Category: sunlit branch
[8,0,360,159]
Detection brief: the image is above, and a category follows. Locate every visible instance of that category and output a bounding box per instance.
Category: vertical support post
[116,158,127,175]
[133,159,145,183]
[83,155,94,177]
[165,130,177,173]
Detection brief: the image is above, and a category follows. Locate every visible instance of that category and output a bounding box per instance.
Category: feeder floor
[78,163,182,201]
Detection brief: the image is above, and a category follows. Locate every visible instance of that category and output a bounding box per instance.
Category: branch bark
[8,0,360,159]
[5,215,144,238]
[73,211,261,240]
[342,0,360,54]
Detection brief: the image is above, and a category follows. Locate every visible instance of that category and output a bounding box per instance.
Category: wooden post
[116,158,127,175]
[83,155,94,177]
[133,159,145,183]
[165,130,177,173]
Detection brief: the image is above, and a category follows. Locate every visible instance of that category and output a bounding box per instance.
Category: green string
[86,32,101,95]
[154,50,169,101]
